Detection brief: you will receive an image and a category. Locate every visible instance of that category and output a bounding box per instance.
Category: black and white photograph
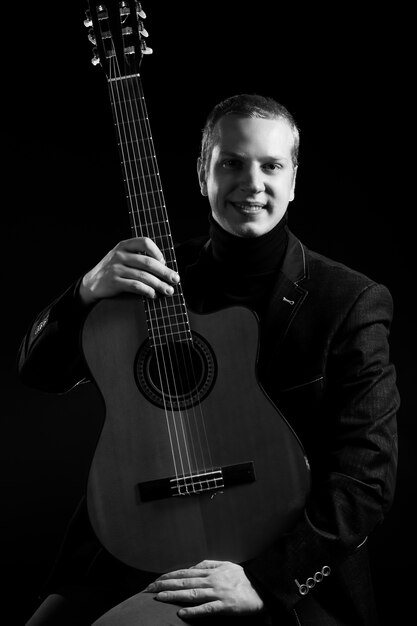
[3,2,412,624]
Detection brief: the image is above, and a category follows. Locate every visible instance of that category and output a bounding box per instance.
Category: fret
[124,168,161,185]
[125,157,157,172]
[120,145,156,163]
[128,233,170,248]
[129,204,167,218]
[108,70,190,346]
[118,141,156,163]
[151,331,193,348]
[146,297,187,321]
[151,313,189,327]
[150,319,189,335]
[151,300,187,312]
[122,149,156,166]
[147,322,191,337]
[115,126,151,147]
[112,94,147,107]
[129,204,167,224]
[126,180,159,200]
[149,306,189,324]
[156,328,192,339]
[151,232,173,246]
[127,184,162,196]
[128,213,171,235]
[158,251,175,266]
[110,81,146,105]
[127,229,173,247]
[111,92,148,106]
[126,192,164,211]
[128,213,169,229]
[112,112,150,131]
[124,178,161,197]
[129,216,169,228]
[113,114,149,127]
[123,169,160,181]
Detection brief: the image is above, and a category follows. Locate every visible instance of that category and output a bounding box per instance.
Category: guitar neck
[108,76,171,259]
[108,74,191,347]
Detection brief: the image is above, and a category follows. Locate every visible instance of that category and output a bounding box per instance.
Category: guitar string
[105,16,215,493]
[131,74,218,482]
[114,26,205,490]
[127,76,203,490]
[115,16,211,485]
[127,73,211,477]
[110,66,189,485]
[129,55,216,487]
[105,28,182,483]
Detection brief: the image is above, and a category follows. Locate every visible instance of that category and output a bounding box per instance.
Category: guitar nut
[295,565,331,596]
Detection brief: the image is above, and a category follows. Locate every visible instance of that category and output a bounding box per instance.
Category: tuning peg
[84,10,93,28]
[136,2,146,19]
[141,43,153,55]
[91,47,100,66]
[138,21,149,37]
[88,28,96,45]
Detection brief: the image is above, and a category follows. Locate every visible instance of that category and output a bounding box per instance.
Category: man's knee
[92,591,185,626]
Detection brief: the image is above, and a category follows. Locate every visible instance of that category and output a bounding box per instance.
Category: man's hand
[144,560,264,619]
[79,237,180,305]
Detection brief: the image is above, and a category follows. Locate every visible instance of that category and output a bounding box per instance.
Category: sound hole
[135,332,217,410]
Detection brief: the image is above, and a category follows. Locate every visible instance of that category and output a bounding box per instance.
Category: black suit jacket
[18,229,399,625]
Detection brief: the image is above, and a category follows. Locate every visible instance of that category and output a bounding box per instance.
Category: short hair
[200,93,300,171]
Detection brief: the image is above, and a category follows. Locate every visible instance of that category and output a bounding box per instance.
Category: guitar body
[83,296,310,572]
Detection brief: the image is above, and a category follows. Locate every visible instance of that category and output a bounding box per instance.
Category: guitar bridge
[137,462,255,502]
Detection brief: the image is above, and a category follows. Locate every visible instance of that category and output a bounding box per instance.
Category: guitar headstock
[84,1,152,78]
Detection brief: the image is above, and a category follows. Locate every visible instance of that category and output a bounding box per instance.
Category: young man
[19,94,399,625]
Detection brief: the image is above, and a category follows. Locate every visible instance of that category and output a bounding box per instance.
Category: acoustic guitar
[82,0,310,573]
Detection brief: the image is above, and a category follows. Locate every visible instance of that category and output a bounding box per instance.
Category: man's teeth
[233,202,264,209]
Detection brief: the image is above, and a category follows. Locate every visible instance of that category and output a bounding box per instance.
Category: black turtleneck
[206,212,289,318]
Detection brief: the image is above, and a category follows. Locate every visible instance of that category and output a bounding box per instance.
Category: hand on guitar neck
[79,236,180,305]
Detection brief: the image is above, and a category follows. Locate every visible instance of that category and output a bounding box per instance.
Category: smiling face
[198,115,297,238]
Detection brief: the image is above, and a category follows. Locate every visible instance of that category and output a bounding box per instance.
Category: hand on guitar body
[144,560,265,619]
[79,237,180,305]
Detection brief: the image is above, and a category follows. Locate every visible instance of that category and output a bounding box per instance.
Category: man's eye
[263,163,282,171]
[222,159,241,169]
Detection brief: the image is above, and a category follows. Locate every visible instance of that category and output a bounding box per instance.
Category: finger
[155,588,215,604]
[147,576,209,593]
[116,277,158,299]
[177,600,224,619]
[115,267,177,297]
[121,252,180,284]
[119,237,166,263]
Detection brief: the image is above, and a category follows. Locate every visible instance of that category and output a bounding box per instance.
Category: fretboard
[108,74,191,347]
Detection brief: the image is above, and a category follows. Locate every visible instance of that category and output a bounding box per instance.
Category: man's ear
[197,157,208,196]
[290,165,298,202]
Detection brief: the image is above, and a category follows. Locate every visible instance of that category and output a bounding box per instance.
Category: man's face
[198,115,297,238]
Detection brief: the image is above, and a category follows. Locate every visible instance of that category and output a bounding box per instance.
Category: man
[19,94,399,625]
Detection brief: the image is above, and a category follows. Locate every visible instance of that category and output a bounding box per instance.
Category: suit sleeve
[244,282,399,611]
[17,279,93,393]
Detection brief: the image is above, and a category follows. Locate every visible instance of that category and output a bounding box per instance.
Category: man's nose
[239,165,264,192]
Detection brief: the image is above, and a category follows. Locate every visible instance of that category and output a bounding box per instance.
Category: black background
[3,1,414,623]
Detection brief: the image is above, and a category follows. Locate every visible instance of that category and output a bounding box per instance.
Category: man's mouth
[230,201,265,213]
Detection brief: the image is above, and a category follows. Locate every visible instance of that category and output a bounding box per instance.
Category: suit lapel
[264,231,309,347]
